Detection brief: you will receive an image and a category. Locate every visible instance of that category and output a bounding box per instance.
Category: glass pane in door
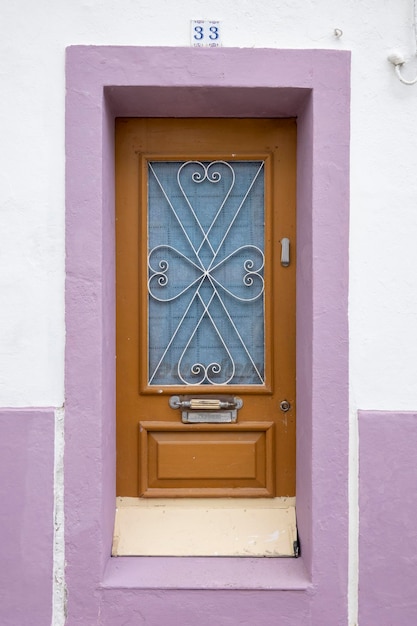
[147,160,265,387]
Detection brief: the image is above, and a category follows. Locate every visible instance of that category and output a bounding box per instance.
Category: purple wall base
[359,411,417,626]
[0,409,55,626]
[99,589,311,626]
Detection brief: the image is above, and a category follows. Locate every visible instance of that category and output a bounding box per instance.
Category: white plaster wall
[1,0,417,409]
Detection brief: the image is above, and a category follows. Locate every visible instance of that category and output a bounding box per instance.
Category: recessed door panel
[139,421,274,497]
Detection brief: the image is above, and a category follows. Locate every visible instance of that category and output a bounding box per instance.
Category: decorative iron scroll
[147,160,265,386]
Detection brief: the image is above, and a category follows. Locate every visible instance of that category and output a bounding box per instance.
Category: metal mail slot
[169,395,243,424]
[183,411,236,424]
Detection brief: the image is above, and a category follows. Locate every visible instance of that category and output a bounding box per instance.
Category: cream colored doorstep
[113,497,297,557]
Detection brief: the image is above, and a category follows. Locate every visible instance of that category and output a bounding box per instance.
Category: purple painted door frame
[65,46,350,625]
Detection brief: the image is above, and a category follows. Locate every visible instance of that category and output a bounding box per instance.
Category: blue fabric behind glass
[148,161,265,386]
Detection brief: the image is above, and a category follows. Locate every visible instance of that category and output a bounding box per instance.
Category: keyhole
[279,400,291,412]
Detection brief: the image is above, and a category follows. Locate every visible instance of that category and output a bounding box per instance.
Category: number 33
[193,25,219,41]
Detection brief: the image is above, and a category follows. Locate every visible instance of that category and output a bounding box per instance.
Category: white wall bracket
[388,51,417,85]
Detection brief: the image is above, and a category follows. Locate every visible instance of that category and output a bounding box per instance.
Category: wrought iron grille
[147,160,265,386]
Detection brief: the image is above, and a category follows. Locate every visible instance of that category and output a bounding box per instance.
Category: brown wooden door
[116,119,296,498]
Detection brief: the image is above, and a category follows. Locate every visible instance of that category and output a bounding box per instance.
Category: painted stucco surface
[359,411,417,625]
[0,1,417,625]
[0,410,54,626]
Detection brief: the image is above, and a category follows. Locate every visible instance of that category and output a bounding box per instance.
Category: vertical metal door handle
[280,237,290,267]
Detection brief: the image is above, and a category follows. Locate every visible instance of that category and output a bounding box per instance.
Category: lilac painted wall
[65,47,350,624]
[359,411,417,625]
[0,409,54,626]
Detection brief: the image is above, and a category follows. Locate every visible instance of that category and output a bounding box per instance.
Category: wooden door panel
[116,119,296,497]
[139,422,274,497]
